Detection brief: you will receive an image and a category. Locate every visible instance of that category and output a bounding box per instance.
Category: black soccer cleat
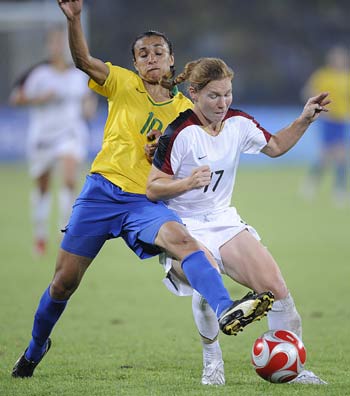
[219,291,274,335]
[12,338,52,378]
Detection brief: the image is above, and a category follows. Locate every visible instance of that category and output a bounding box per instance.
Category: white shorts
[27,121,89,178]
[161,207,260,296]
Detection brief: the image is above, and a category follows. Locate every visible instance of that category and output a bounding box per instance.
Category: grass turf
[0,164,349,396]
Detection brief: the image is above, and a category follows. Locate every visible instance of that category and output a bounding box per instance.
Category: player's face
[133,36,174,84]
[191,78,233,125]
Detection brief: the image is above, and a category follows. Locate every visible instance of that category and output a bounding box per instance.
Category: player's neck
[143,81,172,102]
[51,58,69,72]
[193,109,223,136]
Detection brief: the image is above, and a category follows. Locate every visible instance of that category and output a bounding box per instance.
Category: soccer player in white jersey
[147,58,329,386]
[10,27,97,256]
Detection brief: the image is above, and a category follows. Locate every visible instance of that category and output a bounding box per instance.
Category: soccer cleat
[202,360,225,385]
[12,338,52,378]
[218,291,274,335]
[289,370,328,385]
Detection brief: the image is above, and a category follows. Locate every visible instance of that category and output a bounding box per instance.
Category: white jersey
[19,62,91,177]
[154,108,272,296]
[153,108,272,218]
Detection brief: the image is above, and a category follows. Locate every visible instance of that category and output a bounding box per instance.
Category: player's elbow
[146,184,159,202]
[72,53,94,74]
[263,138,286,158]
[73,56,91,73]
[266,149,284,158]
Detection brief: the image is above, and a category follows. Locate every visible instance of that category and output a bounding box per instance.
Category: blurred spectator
[9,26,97,256]
[1,0,349,104]
[299,45,350,207]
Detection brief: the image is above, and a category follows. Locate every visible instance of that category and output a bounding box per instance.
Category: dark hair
[131,30,176,94]
[131,30,173,60]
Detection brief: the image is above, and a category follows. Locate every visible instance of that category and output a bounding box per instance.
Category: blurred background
[0,4,349,392]
[0,0,349,165]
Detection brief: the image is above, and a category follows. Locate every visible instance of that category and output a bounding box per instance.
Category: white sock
[267,293,302,339]
[192,290,223,365]
[58,187,75,230]
[192,290,220,341]
[202,340,223,366]
[31,189,51,240]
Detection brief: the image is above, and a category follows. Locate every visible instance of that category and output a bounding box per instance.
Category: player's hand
[301,92,331,123]
[144,142,158,163]
[57,0,83,20]
[144,129,162,163]
[38,91,58,105]
[147,129,162,142]
[188,165,211,190]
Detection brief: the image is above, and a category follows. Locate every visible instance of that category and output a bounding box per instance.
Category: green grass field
[0,164,349,396]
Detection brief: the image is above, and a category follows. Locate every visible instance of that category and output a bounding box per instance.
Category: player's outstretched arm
[262,92,330,158]
[57,0,109,85]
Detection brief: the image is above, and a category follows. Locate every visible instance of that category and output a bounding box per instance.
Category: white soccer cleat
[201,360,225,385]
[289,370,328,385]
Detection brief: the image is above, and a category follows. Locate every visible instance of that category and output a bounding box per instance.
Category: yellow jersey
[306,66,350,121]
[89,63,193,194]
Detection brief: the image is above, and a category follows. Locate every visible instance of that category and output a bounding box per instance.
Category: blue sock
[25,286,67,362]
[181,250,233,318]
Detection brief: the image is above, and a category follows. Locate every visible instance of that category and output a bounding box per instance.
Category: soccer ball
[251,329,306,383]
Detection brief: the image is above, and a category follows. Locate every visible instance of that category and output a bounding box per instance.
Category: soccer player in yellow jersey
[301,45,350,206]
[88,61,192,194]
[12,0,274,378]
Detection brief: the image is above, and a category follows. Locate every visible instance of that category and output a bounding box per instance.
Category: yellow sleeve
[88,62,112,97]
[88,63,134,98]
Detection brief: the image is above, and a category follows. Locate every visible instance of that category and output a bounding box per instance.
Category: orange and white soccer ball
[251,329,306,383]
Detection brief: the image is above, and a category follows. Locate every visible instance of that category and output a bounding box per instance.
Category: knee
[64,179,76,191]
[157,222,200,257]
[167,224,196,246]
[50,272,79,300]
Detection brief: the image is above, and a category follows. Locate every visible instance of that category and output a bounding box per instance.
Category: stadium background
[0,0,349,165]
[0,2,349,395]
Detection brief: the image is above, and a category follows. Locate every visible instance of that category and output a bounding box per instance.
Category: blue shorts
[61,173,182,259]
[320,119,347,146]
